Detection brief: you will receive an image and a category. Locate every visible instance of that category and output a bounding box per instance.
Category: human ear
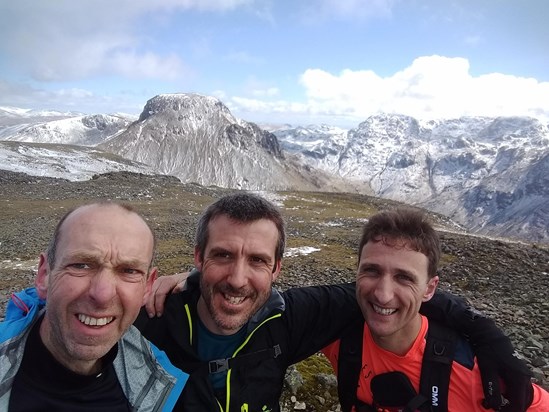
[35,253,50,299]
[142,267,158,306]
[271,259,282,281]
[193,247,204,271]
[422,275,439,302]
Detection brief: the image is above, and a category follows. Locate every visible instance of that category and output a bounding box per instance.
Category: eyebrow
[61,252,149,269]
[208,247,273,261]
[358,261,379,271]
[359,262,418,278]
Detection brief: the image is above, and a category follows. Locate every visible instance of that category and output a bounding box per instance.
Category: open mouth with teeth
[223,294,246,305]
[77,314,114,326]
[372,304,397,316]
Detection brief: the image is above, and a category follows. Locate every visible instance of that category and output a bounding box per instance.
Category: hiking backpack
[337,319,459,412]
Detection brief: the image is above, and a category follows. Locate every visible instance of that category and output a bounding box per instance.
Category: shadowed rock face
[0,170,547,412]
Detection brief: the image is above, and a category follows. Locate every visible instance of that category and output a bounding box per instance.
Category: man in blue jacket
[0,202,188,411]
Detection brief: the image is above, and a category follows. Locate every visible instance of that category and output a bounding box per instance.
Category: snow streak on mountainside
[99,93,357,192]
[274,115,549,242]
[0,141,154,181]
[271,124,348,174]
[0,112,134,146]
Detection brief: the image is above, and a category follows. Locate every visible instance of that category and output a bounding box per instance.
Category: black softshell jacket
[135,272,361,412]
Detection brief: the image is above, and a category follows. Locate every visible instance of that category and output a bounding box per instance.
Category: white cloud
[227,55,549,126]
[0,79,144,115]
[301,0,396,22]
[109,52,186,80]
[231,96,307,116]
[321,0,394,18]
[296,56,549,122]
[251,87,279,97]
[0,0,254,82]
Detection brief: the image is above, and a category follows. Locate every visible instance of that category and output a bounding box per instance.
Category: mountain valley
[1,93,548,244]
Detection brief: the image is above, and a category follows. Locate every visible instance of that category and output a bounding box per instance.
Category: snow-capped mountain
[99,93,356,192]
[0,141,154,181]
[2,97,548,242]
[271,124,348,174]
[0,106,81,120]
[274,114,549,242]
[0,112,134,146]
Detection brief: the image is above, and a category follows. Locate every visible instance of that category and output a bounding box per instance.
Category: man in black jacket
[135,192,533,412]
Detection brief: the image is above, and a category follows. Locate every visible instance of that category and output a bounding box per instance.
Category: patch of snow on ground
[284,246,321,258]
[252,190,287,207]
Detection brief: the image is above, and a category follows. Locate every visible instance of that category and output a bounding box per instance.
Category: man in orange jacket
[323,208,548,411]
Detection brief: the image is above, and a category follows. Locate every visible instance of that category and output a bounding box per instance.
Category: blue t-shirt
[197,318,247,390]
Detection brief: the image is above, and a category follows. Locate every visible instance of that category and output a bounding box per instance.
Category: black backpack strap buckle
[209,358,230,374]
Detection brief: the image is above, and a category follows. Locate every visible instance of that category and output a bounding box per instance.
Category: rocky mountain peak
[353,113,422,141]
[138,93,235,123]
[98,94,350,192]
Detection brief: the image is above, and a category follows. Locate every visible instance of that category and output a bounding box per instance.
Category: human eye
[117,265,147,281]
[396,272,414,283]
[122,268,139,275]
[65,262,93,276]
[211,250,232,260]
[250,256,268,265]
[359,265,379,276]
[69,263,91,269]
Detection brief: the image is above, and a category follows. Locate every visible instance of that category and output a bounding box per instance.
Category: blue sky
[0,0,548,127]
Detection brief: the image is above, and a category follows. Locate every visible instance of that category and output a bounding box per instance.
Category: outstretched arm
[420,291,534,412]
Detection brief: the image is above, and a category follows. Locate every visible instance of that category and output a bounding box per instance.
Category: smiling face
[195,215,281,335]
[356,238,438,354]
[35,204,156,375]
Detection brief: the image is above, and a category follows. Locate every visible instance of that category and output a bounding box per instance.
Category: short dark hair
[46,202,157,269]
[195,192,286,269]
[358,208,440,278]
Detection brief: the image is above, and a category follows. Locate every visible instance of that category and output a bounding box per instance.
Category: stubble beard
[200,278,271,333]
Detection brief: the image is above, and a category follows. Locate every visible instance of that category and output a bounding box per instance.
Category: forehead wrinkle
[60,246,150,268]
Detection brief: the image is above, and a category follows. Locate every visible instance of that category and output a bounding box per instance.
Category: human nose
[226,259,248,289]
[373,276,394,304]
[88,268,117,305]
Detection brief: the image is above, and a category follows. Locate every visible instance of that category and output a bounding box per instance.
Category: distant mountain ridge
[0,113,133,145]
[0,140,154,181]
[1,95,548,242]
[274,114,549,242]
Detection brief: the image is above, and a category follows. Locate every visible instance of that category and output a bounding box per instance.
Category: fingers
[500,381,534,412]
[145,275,178,317]
[172,271,191,293]
[145,272,191,318]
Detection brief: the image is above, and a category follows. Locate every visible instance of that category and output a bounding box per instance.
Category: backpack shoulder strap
[419,319,458,412]
[337,319,374,412]
[338,319,458,412]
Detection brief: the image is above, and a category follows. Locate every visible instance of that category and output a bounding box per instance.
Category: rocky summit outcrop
[98,93,358,193]
[0,170,547,411]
